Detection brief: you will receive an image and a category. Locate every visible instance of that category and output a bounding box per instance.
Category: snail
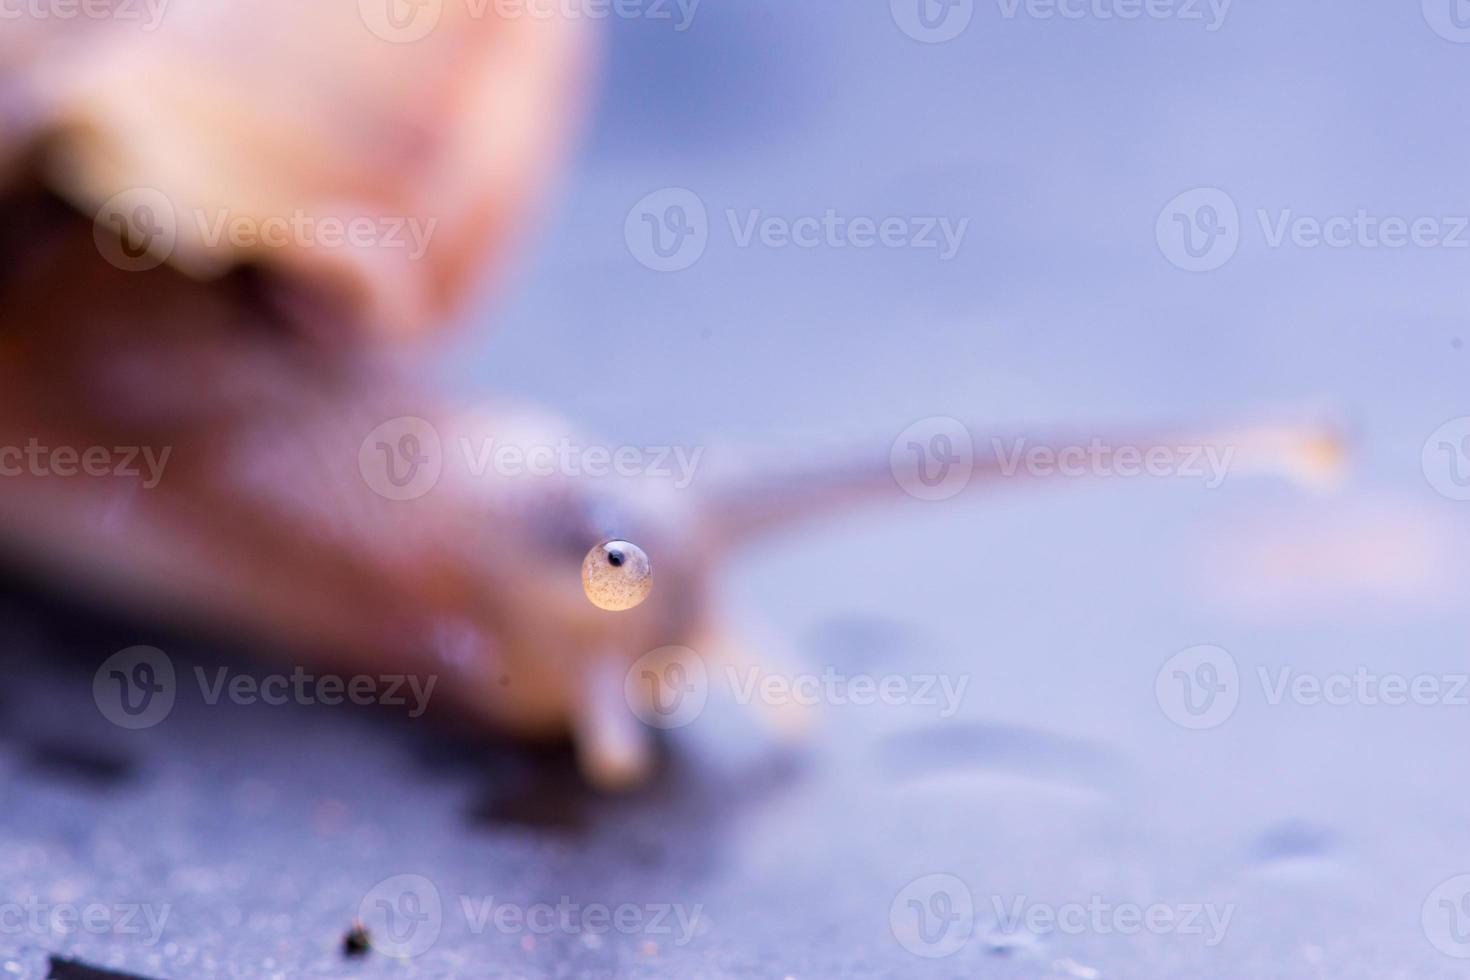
[0,4,1343,789]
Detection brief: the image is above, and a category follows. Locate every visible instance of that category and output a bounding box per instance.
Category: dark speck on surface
[467,754,599,836]
[803,614,920,671]
[342,921,371,958]
[873,722,1119,791]
[1251,820,1338,864]
[979,926,1045,960]
[47,957,151,980]
[22,739,134,788]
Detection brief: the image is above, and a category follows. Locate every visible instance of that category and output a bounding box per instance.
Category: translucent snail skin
[0,5,1341,790]
[0,215,1341,790]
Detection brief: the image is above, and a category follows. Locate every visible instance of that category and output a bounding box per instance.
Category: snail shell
[1,0,591,342]
[0,3,700,789]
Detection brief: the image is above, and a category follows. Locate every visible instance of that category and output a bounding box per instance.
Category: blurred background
[4,0,1470,976]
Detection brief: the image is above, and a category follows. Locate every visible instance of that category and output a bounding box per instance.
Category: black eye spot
[606,549,625,568]
[343,922,372,958]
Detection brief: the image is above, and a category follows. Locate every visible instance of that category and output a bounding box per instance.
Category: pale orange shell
[0,2,591,342]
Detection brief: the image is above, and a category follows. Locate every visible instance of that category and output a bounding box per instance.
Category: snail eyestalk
[582,540,652,611]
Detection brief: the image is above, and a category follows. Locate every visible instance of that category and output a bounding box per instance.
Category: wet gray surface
[6,0,1470,976]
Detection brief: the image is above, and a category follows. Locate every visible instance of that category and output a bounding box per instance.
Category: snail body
[0,3,1340,789]
[0,210,1339,787]
[0,2,736,788]
[0,206,712,786]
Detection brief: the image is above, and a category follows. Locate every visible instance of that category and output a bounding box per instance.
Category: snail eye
[582,540,652,611]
